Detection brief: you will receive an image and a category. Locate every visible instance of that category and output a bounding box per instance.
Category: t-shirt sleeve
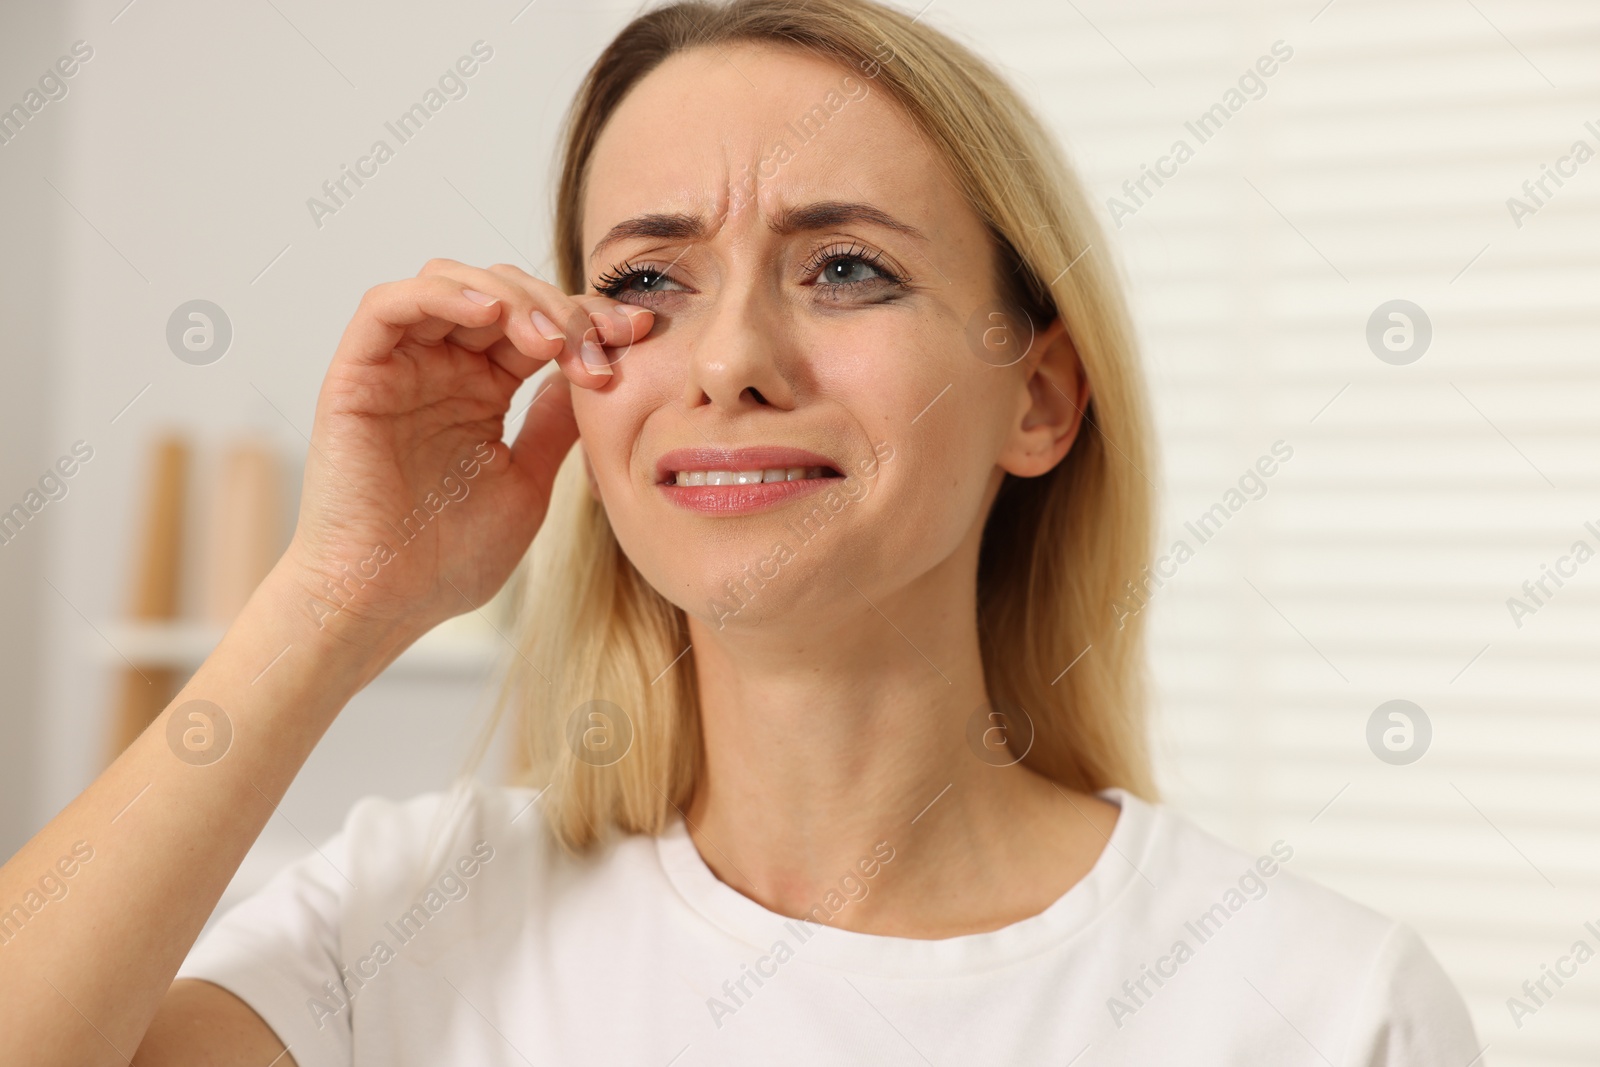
[175,834,355,1067]
[1340,922,1483,1067]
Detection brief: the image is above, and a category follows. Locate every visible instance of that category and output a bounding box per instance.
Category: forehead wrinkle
[588,133,939,269]
[587,150,744,266]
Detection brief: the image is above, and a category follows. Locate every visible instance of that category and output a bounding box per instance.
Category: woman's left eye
[808,248,904,292]
[816,256,885,285]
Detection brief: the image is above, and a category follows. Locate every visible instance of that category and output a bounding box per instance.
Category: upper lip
[654,446,841,484]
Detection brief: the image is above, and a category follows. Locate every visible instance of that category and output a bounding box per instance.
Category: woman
[0,1,1479,1063]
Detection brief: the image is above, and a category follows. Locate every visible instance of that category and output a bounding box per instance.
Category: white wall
[0,2,69,863]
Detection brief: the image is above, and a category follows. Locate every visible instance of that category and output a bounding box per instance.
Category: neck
[682,531,1112,938]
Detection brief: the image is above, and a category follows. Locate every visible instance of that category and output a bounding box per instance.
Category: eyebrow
[588,212,704,264]
[587,200,928,263]
[771,201,928,242]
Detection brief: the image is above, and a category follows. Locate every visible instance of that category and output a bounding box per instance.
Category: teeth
[674,466,828,486]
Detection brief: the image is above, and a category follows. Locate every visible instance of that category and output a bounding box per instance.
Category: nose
[679,283,797,413]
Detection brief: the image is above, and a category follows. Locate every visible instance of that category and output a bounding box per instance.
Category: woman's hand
[280,259,652,654]
[0,262,650,1067]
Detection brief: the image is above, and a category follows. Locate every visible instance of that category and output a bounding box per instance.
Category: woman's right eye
[625,269,669,292]
[594,265,685,303]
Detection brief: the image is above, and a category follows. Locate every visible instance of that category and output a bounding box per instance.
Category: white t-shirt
[177,781,1481,1066]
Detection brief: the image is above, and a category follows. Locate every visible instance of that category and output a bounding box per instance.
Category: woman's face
[572,44,1067,630]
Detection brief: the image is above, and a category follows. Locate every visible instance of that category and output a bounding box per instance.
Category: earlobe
[997,317,1089,478]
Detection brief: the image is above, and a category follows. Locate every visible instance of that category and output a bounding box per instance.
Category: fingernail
[580,340,613,376]
[462,289,498,306]
[530,310,564,342]
[614,305,651,334]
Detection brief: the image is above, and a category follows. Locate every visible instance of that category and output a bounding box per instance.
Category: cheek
[807,317,949,431]
[570,387,643,499]
[820,319,1008,544]
[844,314,1010,473]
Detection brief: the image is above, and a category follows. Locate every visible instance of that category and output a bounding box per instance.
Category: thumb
[508,372,580,507]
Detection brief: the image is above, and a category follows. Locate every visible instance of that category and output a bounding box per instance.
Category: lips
[654,447,842,484]
[655,446,844,515]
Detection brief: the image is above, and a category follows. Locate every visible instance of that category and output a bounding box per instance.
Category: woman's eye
[816,256,885,286]
[595,266,685,302]
[621,269,680,294]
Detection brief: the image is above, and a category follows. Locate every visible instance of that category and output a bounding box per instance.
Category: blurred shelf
[97,616,508,676]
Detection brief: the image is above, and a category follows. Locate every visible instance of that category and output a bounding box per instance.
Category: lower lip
[659,477,838,514]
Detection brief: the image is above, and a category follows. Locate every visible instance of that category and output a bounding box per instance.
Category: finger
[417,260,652,388]
[508,373,579,510]
[416,258,555,351]
[480,298,655,382]
[480,263,654,380]
[336,275,507,368]
[414,260,578,383]
[420,261,632,388]
[571,296,655,373]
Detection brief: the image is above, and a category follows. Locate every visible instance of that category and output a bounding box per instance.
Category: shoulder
[326,779,663,925]
[1115,788,1393,950]
[335,777,545,869]
[1105,790,1479,1062]
[330,779,564,903]
[175,782,664,1065]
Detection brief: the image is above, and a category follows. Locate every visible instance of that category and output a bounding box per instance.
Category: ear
[996,316,1089,478]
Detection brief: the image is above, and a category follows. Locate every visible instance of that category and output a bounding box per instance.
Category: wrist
[249,550,427,690]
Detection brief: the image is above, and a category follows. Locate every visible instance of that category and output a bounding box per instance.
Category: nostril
[745,387,768,405]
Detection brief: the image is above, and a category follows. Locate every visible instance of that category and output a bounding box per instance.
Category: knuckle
[489,262,535,281]
[557,304,592,334]
[519,273,558,298]
[488,264,540,302]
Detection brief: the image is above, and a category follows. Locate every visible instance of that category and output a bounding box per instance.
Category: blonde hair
[495,0,1157,850]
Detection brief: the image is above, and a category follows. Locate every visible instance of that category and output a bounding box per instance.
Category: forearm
[0,557,403,1067]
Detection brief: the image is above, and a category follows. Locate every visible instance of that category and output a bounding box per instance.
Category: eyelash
[800,242,905,290]
[591,242,906,302]
[592,263,669,300]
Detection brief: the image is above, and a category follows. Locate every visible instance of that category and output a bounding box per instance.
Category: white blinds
[934,0,1600,1061]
